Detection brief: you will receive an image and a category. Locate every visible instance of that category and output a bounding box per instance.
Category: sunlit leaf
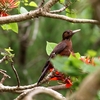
[24,0,28,2]
[9,23,18,33]
[86,50,97,57]
[16,1,20,6]
[5,47,13,52]
[24,3,28,6]
[66,8,76,18]
[29,1,38,7]
[46,41,57,55]
[97,91,100,100]
[59,0,65,4]
[1,24,11,30]
[94,58,100,66]
[1,23,18,33]
[20,7,28,13]
[74,52,81,59]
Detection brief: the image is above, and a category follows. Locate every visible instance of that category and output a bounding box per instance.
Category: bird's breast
[60,40,73,56]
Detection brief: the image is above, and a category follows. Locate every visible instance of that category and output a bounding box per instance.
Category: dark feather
[37,41,67,84]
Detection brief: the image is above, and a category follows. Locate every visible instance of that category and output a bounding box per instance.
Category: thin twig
[0,70,10,84]
[11,62,20,87]
[50,1,70,13]
[0,56,7,63]
[50,6,68,13]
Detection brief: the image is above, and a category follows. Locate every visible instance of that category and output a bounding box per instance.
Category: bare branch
[50,1,71,13]
[48,84,66,90]
[0,9,98,24]
[0,9,40,24]
[15,87,66,100]
[0,0,98,24]
[50,6,68,13]
[11,62,20,87]
[0,83,37,93]
[43,0,58,12]
[0,70,10,84]
[41,12,99,24]
[0,56,7,63]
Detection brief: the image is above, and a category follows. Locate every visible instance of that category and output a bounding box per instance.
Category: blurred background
[0,0,100,99]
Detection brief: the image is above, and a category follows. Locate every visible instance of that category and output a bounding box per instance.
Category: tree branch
[11,62,20,87]
[0,70,10,84]
[0,56,7,63]
[0,3,99,24]
[41,12,99,24]
[0,83,37,93]
[0,9,40,24]
[15,87,66,100]
[48,84,66,90]
[50,6,68,13]
[43,0,58,12]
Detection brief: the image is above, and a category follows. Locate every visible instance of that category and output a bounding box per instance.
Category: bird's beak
[72,29,81,34]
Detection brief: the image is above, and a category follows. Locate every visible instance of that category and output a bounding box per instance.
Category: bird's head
[62,29,81,40]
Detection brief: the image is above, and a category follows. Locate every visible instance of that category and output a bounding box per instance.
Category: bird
[37,29,81,85]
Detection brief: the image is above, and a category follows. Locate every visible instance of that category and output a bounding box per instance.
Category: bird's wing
[42,41,67,71]
[37,41,67,85]
[50,41,67,57]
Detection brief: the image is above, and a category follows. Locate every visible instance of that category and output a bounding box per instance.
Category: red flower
[0,11,8,17]
[49,68,73,88]
[0,0,18,16]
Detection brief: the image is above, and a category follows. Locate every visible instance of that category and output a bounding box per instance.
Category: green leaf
[5,60,8,64]
[51,56,68,72]
[29,1,38,7]
[1,23,18,33]
[24,3,28,6]
[51,55,82,76]
[86,50,97,57]
[81,63,95,73]
[1,24,11,30]
[4,47,15,62]
[24,0,28,2]
[20,7,28,13]
[46,41,57,55]
[9,23,18,33]
[74,52,81,59]
[59,0,65,4]
[66,8,76,18]
[94,58,100,66]
[5,47,13,52]
[97,91,100,100]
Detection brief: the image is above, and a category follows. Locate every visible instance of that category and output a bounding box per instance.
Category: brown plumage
[37,29,81,85]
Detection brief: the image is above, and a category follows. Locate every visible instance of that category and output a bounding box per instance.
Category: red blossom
[48,55,100,89]
[49,68,73,88]
[0,0,18,16]
[0,11,8,17]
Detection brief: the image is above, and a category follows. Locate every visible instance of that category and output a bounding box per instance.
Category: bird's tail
[37,61,50,85]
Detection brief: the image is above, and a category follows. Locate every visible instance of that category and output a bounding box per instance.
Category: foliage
[0,0,100,99]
